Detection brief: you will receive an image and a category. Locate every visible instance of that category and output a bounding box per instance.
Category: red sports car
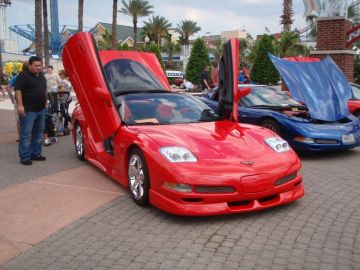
[349,83,360,118]
[62,33,304,216]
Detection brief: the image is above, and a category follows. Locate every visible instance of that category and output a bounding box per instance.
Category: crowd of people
[1,57,73,165]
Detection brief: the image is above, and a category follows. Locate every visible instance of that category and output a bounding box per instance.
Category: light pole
[0,0,12,76]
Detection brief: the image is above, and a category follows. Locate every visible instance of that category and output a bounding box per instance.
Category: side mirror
[234,87,251,103]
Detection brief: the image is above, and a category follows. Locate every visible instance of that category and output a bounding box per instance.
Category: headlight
[159,146,198,163]
[294,136,315,143]
[265,137,290,152]
[162,182,192,193]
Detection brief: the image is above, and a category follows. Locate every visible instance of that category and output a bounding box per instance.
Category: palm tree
[112,0,118,49]
[161,40,181,68]
[0,41,3,76]
[280,0,294,32]
[143,16,171,46]
[176,20,201,46]
[277,31,308,57]
[119,0,153,50]
[97,29,113,50]
[78,0,84,32]
[35,0,43,58]
[239,38,248,66]
[43,0,50,67]
[210,38,223,64]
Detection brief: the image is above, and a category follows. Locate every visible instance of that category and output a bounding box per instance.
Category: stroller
[47,91,71,136]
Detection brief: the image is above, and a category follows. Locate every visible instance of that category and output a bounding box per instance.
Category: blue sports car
[198,55,360,152]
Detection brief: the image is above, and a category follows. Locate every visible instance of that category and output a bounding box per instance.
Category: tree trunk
[35,0,43,58]
[133,18,137,50]
[112,0,118,49]
[43,0,50,67]
[78,0,84,32]
[0,40,3,76]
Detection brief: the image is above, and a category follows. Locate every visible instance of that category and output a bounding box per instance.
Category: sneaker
[31,155,46,161]
[44,139,52,146]
[21,160,32,165]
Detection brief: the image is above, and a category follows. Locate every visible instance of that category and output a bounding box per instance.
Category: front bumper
[149,174,304,216]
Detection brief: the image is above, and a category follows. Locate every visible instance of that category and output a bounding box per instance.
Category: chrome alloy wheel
[128,154,145,200]
[75,125,84,159]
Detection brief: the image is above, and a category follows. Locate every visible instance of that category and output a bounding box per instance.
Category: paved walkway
[0,94,360,270]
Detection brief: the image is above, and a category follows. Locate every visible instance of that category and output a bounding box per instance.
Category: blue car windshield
[117,93,219,125]
[240,86,302,107]
[351,84,360,99]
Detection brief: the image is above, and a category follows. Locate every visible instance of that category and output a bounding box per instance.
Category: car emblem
[240,160,254,166]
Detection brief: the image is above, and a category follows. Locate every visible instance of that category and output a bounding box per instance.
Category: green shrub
[251,34,280,85]
[185,38,210,85]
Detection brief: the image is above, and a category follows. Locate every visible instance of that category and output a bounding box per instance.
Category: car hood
[269,54,351,122]
[129,120,287,160]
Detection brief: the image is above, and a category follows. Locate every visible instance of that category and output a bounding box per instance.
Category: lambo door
[218,39,239,122]
[62,32,121,142]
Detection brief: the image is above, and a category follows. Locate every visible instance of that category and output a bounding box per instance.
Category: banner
[303,0,322,17]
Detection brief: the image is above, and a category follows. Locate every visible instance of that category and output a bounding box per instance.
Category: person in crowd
[210,62,219,87]
[201,65,211,94]
[7,72,20,140]
[45,65,61,93]
[1,72,8,97]
[238,68,249,84]
[14,56,47,165]
[57,70,72,134]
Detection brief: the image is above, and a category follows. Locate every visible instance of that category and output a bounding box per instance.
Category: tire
[354,110,360,118]
[128,148,150,206]
[74,124,85,161]
[260,119,281,136]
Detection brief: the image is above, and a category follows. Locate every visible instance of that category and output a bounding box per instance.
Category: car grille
[314,139,338,144]
[274,173,297,186]
[195,186,235,193]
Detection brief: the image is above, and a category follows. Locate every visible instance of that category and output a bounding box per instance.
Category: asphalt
[0,94,360,270]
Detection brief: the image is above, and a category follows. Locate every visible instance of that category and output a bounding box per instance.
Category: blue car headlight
[160,146,198,163]
[265,137,290,152]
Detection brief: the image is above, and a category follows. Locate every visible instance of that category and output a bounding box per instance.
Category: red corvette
[62,33,304,216]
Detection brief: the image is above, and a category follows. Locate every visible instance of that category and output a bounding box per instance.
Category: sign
[166,70,184,78]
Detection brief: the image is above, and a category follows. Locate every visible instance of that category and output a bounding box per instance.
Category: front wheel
[260,119,281,136]
[75,124,85,161]
[128,148,150,206]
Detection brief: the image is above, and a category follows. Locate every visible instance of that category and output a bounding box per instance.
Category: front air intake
[195,186,235,193]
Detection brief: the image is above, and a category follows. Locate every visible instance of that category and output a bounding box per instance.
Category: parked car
[199,84,360,152]
[62,33,304,216]
[349,83,360,118]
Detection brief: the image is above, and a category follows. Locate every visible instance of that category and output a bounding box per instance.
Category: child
[57,70,72,134]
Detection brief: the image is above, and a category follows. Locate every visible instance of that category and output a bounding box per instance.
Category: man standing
[200,65,211,93]
[15,56,47,165]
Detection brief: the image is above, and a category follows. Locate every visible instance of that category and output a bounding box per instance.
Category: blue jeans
[19,109,46,161]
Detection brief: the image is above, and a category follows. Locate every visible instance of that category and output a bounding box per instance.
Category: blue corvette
[198,55,360,152]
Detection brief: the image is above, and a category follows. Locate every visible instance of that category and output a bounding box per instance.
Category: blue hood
[269,54,351,121]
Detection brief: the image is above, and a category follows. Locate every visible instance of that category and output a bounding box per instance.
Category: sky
[5,0,309,40]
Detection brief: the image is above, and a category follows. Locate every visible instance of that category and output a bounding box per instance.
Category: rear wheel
[260,119,281,136]
[75,124,85,160]
[128,148,150,206]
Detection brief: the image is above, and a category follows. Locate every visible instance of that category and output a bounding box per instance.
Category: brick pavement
[1,146,360,269]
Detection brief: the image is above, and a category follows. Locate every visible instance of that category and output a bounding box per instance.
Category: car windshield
[351,84,360,99]
[103,59,166,95]
[240,86,302,107]
[118,93,219,125]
